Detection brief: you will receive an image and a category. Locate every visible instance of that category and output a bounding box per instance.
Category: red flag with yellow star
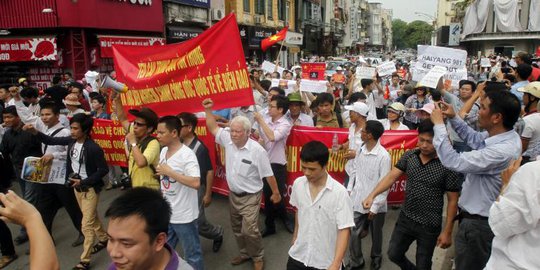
[261,26,288,52]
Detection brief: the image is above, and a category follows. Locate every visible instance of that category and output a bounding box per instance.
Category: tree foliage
[392,19,434,49]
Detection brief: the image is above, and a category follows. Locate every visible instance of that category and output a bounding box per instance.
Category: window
[278,0,285,20]
[256,0,264,15]
[267,0,273,19]
[243,0,250,13]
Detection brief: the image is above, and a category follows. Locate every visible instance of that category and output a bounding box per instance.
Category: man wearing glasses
[114,95,160,189]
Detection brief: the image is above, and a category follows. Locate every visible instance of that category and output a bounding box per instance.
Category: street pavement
[3,187,422,270]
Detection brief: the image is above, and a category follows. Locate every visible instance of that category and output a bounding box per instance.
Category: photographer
[25,113,109,270]
[113,94,160,189]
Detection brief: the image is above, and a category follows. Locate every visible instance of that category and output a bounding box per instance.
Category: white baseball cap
[344,102,369,117]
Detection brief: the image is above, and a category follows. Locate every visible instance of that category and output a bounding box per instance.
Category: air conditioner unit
[255,16,263,24]
[211,8,225,21]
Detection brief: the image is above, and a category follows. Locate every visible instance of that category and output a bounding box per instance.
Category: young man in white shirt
[287,140,354,270]
[155,116,203,270]
[346,120,391,270]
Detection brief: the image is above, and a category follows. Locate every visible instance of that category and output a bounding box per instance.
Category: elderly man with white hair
[202,98,281,270]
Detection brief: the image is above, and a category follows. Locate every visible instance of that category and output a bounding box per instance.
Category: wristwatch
[131,143,137,148]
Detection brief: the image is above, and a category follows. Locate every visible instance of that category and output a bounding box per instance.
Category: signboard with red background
[301,62,326,80]
[0,37,57,62]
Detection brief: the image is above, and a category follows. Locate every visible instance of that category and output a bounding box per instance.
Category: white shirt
[43,123,69,184]
[285,112,314,127]
[160,145,200,224]
[215,128,274,193]
[522,113,540,160]
[363,91,378,120]
[348,142,391,213]
[71,142,87,179]
[344,123,363,178]
[288,174,355,269]
[485,160,540,270]
[378,119,409,131]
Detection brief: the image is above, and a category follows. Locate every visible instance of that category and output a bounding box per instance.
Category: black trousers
[36,184,83,235]
[0,220,15,256]
[287,256,324,270]
[263,163,289,231]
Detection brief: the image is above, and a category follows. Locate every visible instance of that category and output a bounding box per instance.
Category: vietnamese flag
[261,26,288,52]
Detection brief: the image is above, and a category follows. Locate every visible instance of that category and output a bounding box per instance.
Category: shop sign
[248,27,275,48]
[0,37,57,62]
[168,26,203,41]
[111,0,153,6]
[285,31,303,45]
[165,0,210,9]
[29,67,64,91]
[99,36,165,58]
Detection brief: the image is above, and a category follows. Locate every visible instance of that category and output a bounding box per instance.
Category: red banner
[0,37,57,62]
[112,13,254,118]
[198,124,418,206]
[99,36,165,58]
[93,118,417,205]
[301,62,326,80]
[91,119,128,167]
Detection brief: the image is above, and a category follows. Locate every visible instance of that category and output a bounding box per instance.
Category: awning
[0,36,57,62]
[98,35,165,58]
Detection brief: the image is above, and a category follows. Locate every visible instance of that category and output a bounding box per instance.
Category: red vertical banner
[301,62,326,80]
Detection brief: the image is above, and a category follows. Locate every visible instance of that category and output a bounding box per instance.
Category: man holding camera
[114,95,160,189]
[27,113,109,270]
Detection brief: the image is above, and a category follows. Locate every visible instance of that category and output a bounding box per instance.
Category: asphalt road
[3,188,417,270]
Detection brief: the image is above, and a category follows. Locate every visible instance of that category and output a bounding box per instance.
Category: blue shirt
[510,81,528,104]
[433,116,521,217]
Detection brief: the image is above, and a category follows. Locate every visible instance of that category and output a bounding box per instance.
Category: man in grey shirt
[430,83,522,270]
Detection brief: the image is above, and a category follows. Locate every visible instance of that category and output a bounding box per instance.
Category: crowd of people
[0,49,539,270]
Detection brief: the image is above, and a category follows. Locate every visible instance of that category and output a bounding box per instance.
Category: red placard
[99,36,165,58]
[0,37,57,62]
[112,13,254,117]
[91,119,128,167]
[301,62,326,80]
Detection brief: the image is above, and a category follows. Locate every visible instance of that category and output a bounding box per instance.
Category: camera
[66,173,81,187]
[111,173,131,189]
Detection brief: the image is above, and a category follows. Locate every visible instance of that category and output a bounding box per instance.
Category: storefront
[244,25,280,66]
[0,0,165,84]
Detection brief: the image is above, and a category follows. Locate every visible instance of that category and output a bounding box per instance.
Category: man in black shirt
[0,106,43,245]
[44,76,68,109]
[363,120,462,270]
[177,112,224,253]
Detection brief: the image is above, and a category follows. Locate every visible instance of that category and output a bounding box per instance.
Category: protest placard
[377,61,397,77]
[356,66,377,79]
[413,45,468,86]
[262,60,285,76]
[271,79,327,95]
[420,66,447,88]
[480,57,491,67]
[301,62,325,80]
[112,14,254,117]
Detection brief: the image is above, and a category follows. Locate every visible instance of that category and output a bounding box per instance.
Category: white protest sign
[356,67,376,79]
[413,45,467,86]
[420,66,447,88]
[271,79,327,95]
[480,58,491,67]
[376,61,397,77]
[262,60,285,76]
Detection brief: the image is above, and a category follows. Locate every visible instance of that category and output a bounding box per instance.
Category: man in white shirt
[287,141,354,270]
[155,116,203,270]
[485,159,540,269]
[360,79,382,121]
[202,98,281,270]
[346,120,391,270]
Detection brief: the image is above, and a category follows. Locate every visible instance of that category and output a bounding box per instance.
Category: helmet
[388,102,406,112]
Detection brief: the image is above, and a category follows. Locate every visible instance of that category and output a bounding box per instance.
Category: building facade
[0,0,165,87]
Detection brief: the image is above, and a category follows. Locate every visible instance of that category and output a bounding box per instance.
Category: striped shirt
[348,142,391,214]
